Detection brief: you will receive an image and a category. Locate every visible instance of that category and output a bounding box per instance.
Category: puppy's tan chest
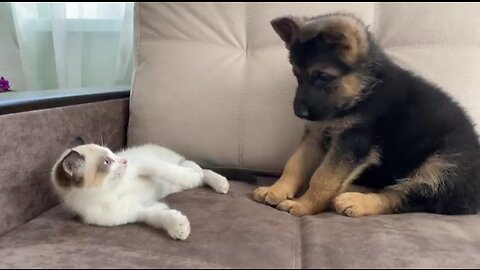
[305,124,334,153]
[305,116,361,152]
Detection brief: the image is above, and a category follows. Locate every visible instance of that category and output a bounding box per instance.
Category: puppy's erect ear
[271,16,305,47]
[56,150,85,187]
[300,15,369,66]
[68,136,86,149]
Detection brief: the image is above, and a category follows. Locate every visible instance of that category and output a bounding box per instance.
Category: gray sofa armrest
[0,87,130,236]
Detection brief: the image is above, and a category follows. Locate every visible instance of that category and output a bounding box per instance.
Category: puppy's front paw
[166,212,191,241]
[253,185,294,206]
[277,200,314,217]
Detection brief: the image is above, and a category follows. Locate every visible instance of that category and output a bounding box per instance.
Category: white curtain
[9,2,133,90]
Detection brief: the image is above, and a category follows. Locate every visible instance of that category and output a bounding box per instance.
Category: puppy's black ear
[271,16,305,47]
[68,136,86,149]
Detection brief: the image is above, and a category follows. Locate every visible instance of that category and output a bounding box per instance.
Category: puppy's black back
[353,56,480,214]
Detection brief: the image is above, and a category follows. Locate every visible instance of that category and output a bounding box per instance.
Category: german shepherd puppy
[253,13,480,217]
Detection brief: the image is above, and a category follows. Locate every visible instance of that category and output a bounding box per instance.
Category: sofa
[1,3,480,268]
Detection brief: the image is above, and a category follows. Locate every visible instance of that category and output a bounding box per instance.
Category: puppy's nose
[120,159,128,165]
[298,105,309,118]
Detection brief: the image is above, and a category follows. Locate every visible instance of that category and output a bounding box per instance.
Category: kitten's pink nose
[120,159,128,165]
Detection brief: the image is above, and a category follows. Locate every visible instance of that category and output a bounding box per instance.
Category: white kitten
[50,141,229,240]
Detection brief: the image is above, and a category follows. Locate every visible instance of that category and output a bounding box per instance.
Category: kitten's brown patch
[54,144,113,189]
[55,150,85,188]
[75,145,111,188]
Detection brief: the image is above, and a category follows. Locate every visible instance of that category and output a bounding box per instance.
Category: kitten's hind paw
[203,169,230,194]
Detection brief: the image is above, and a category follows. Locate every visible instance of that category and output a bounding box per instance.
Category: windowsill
[0,86,130,115]
[30,18,124,33]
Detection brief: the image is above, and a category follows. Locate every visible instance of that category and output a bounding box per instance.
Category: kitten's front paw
[167,212,191,241]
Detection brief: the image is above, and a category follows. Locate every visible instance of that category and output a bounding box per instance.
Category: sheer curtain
[9,2,133,91]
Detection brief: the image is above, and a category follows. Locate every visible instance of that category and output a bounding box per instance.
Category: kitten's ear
[68,136,86,149]
[61,150,85,181]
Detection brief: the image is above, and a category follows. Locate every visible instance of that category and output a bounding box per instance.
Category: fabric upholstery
[0,182,299,269]
[128,3,480,172]
[1,181,480,268]
[0,99,128,236]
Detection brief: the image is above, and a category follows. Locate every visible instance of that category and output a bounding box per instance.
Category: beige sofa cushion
[128,3,480,173]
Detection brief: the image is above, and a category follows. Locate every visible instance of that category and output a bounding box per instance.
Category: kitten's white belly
[67,179,158,227]
[117,144,185,165]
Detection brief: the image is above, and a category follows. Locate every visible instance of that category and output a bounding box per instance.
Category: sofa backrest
[128,3,480,173]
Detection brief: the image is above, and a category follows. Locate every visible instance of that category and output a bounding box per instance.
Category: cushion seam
[237,3,249,166]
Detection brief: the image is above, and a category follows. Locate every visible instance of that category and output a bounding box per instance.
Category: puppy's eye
[312,71,333,85]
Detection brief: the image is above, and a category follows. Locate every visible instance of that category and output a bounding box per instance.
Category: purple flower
[0,77,10,92]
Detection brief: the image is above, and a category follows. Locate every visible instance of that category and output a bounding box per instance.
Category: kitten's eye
[312,71,333,85]
[104,158,112,165]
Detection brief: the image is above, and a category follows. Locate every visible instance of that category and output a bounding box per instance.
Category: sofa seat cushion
[0,181,299,268]
[1,181,480,268]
